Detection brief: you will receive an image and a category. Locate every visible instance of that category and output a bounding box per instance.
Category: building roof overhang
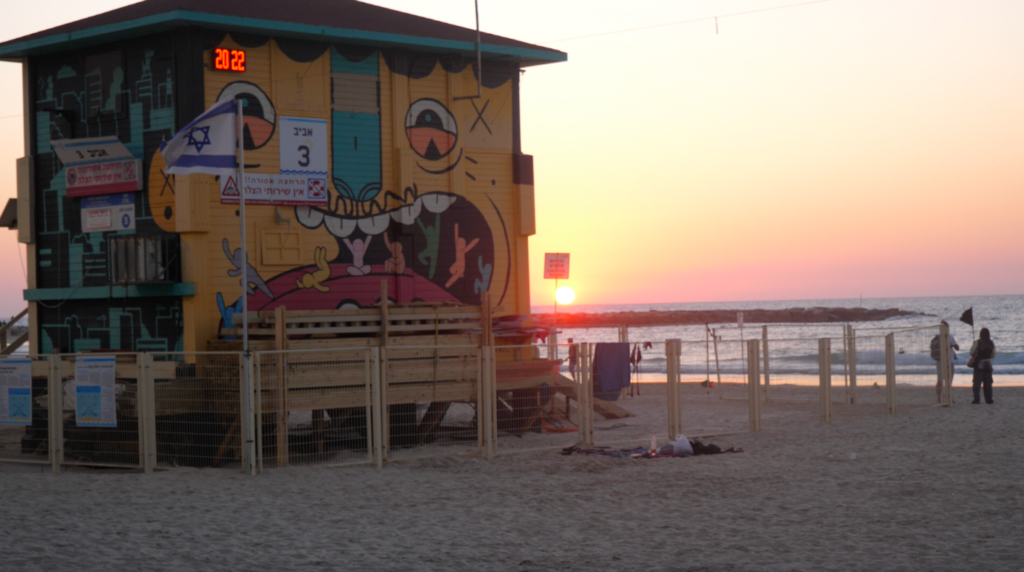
[0,0,566,66]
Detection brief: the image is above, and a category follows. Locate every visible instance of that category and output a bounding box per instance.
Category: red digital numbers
[213,48,246,72]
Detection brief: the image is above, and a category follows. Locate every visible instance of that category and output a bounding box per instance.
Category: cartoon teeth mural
[199,36,526,345]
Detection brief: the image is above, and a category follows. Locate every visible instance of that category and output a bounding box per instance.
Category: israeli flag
[160,99,238,178]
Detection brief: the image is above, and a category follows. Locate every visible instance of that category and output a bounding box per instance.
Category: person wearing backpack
[969,328,997,404]
[930,321,960,403]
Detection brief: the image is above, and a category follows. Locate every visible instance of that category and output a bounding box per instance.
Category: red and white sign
[220,173,329,207]
[65,159,142,198]
[544,253,570,280]
[52,137,142,198]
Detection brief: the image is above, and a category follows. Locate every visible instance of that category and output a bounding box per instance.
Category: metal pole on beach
[237,98,254,475]
[705,324,711,390]
[551,278,558,359]
[712,328,722,398]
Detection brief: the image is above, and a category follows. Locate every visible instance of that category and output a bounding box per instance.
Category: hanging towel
[593,343,631,401]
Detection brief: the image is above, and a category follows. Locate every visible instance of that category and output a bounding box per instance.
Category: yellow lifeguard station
[0,0,565,354]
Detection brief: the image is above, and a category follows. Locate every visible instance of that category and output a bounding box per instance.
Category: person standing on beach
[931,320,960,403]
[969,328,996,404]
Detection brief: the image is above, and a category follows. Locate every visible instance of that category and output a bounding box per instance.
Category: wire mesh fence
[834,332,891,420]
[381,345,482,461]
[492,344,580,454]
[0,325,956,473]
[677,340,752,437]
[59,353,143,469]
[256,348,375,469]
[151,353,243,469]
[753,336,846,429]
[587,341,666,449]
[0,355,53,466]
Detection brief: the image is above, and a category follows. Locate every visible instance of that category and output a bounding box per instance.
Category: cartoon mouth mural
[216,188,497,327]
[288,187,493,298]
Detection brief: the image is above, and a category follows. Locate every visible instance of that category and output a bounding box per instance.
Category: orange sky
[0,0,1022,317]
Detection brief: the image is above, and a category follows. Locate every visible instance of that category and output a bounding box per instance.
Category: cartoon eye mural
[405,98,458,161]
[216,81,276,150]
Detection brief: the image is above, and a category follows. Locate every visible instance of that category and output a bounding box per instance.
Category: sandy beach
[1,384,1021,572]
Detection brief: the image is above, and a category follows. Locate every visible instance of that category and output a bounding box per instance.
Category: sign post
[543,253,570,350]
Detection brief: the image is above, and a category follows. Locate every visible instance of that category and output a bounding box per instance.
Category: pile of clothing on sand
[561,435,742,459]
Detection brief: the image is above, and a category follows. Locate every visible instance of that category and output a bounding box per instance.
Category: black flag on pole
[959,307,974,327]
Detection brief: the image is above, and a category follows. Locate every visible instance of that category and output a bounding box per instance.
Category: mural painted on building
[31,36,182,353]
[203,36,520,336]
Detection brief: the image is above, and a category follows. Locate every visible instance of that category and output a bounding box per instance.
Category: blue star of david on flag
[160,99,238,178]
[186,126,212,153]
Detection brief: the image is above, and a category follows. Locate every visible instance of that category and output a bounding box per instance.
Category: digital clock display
[213,48,246,72]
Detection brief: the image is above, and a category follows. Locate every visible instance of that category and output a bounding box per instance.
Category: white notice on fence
[74,356,117,427]
[737,312,744,329]
[0,359,32,425]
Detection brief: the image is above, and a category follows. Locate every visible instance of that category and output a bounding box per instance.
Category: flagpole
[237,97,254,475]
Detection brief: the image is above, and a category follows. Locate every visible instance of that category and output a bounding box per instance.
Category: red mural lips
[405,99,458,161]
[245,266,459,312]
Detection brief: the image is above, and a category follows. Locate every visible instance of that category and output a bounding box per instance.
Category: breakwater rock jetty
[532,307,923,328]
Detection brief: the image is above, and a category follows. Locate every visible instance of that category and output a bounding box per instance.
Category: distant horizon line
[530,292,1022,309]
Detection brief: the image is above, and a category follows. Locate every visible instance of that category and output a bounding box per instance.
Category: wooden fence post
[939,322,952,406]
[138,353,156,473]
[371,346,384,468]
[761,325,770,403]
[480,346,494,460]
[885,333,896,414]
[274,305,288,467]
[847,325,858,405]
[48,355,63,474]
[712,330,722,398]
[818,338,832,423]
[254,353,264,473]
[579,343,595,446]
[666,339,681,439]
[489,346,498,458]
[747,339,762,432]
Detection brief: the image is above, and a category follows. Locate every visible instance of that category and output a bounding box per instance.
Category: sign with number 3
[279,117,328,177]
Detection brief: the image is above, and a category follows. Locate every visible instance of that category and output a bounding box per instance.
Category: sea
[532,295,1024,385]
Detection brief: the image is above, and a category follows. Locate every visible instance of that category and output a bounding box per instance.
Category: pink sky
[0,0,1021,317]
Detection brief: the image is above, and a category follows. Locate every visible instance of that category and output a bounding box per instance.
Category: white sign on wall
[74,356,117,428]
[0,359,32,426]
[279,117,328,177]
[220,173,329,207]
[80,192,135,233]
[544,253,570,280]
